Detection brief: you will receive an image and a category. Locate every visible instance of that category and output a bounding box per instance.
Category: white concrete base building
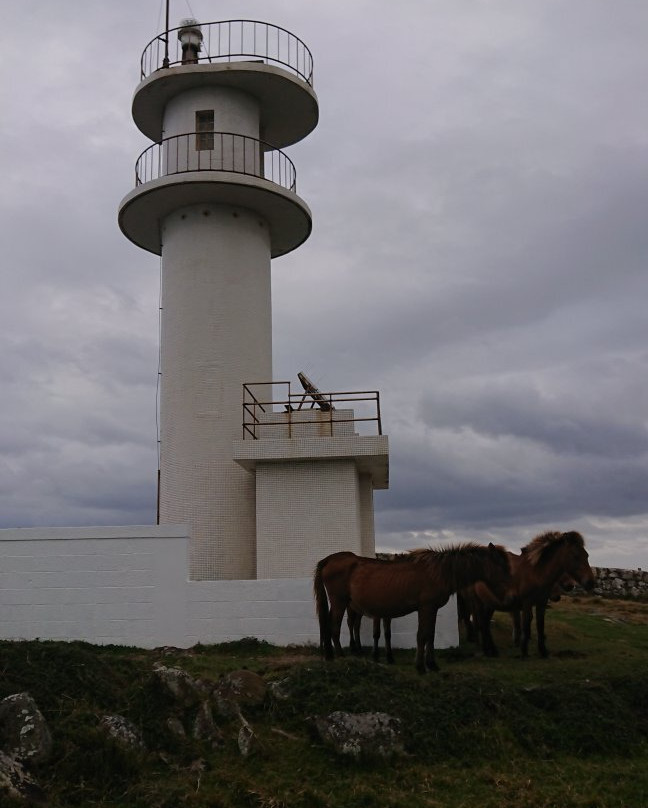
[0,526,458,651]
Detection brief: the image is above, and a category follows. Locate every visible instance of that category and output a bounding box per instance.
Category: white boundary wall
[0,526,458,650]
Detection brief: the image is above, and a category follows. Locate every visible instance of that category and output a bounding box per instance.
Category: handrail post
[162,0,170,68]
[287,381,292,438]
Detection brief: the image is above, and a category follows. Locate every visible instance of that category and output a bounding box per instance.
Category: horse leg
[424,609,439,672]
[457,593,477,643]
[330,602,347,657]
[415,609,427,674]
[346,608,357,653]
[354,612,363,655]
[520,605,533,657]
[476,605,498,657]
[384,618,395,664]
[536,601,549,658]
[415,607,438,673]
[347,609,363,655]
[511,609,521,646]
[372,617,381,662]
[465,613,478,644]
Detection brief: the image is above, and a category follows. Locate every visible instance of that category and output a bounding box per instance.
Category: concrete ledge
[132,62,319,147]
[0,525,188,541]
[233,434,389,488]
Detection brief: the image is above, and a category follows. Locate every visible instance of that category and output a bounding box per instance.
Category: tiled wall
[0,526,458,650]
[255,459,364,578]
[158,204,271,581]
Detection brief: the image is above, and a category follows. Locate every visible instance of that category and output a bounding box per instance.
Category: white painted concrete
[0,527,458,651]
[158,203,271,581]
[163,86,260,141]
[233,414,389,578]
[254,460,364,578]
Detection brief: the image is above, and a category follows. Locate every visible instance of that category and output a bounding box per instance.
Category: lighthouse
[119,19,318,580]
[119,16,388,583]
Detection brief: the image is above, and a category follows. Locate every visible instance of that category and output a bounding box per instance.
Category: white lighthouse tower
[119,16,388,583]
[119,19,318,580]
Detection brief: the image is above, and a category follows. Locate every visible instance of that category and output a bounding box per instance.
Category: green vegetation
[0,597,646,807]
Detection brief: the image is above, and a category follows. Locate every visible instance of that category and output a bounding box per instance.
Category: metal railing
[242,382,383,440]
[134,131,297,191]
[141,19,314,85]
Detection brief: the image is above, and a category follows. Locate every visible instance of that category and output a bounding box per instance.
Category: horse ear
[488,542,495,550]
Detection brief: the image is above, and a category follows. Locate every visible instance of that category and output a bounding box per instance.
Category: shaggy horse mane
[374,544,509,592]
[407,542,509,589]
[522,530,585,568]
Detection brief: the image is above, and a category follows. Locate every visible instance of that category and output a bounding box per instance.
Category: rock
[213,690,241,720]
[153,664,209,707]
[167,716,186,737]
[237,723,256,757]
[214,670,266,717]
[267,678,291,701]
[310,711,404,759]
[0,750,45,803]
[100,715,145,750]
[220,670,267,705]
[0,693,52,766]
[192,701,223,746]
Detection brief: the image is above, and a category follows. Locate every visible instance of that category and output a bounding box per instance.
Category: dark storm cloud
[418,381,648,459]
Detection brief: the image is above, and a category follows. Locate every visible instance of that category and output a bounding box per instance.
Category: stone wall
[591,567,648,600]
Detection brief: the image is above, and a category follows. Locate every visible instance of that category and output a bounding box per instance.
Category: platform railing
[134,131,297,192]
[242,382,383,440]
[141,19,314,85]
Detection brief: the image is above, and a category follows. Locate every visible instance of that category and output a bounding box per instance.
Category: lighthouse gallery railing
[242,382,383,440]
[141,20,314,85]
[135,131,297,192]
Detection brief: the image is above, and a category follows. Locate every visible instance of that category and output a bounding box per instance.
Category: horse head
[561,531,596,591]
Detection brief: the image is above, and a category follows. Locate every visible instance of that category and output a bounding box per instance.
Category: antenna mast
[162,0,170,68]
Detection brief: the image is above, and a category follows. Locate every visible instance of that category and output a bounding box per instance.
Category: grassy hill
[0,596,646,807]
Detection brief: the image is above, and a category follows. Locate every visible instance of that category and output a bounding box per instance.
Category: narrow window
[195,110,214,151]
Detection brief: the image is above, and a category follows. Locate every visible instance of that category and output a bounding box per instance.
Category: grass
[0,597,646,807]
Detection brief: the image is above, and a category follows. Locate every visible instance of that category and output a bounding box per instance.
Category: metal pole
[163,0,170,67]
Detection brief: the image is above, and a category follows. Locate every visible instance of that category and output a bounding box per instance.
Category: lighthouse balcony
[135,131,296,191]
[118,131,312,257]
[141,19,313,85]
[132,21,318,147]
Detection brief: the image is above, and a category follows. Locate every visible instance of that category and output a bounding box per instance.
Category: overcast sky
[1,1,647,568]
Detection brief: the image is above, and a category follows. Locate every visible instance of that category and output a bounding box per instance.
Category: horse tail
[314,559,334,659]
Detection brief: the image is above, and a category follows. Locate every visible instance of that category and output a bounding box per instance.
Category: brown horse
[458,572,577,645]
[314,543,512,673]
[510,572,577,647]
[460,530,595,658]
